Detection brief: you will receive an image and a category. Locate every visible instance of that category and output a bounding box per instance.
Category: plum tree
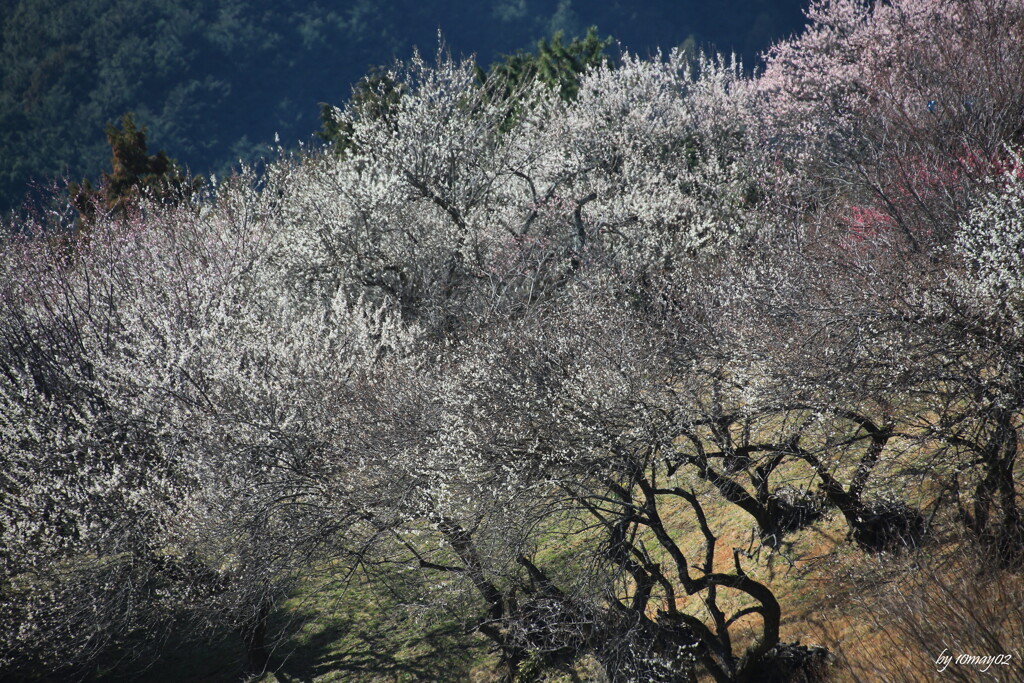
[3,7,1024,679]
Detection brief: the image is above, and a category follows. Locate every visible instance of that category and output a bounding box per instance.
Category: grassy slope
[119,428,1022,682]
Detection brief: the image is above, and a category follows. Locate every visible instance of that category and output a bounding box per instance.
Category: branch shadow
[269,610,484,683]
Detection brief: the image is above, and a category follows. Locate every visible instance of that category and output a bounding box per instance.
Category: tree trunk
[241,598,271,676]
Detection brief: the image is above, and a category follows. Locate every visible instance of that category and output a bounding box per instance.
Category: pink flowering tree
[761,0,1024,248]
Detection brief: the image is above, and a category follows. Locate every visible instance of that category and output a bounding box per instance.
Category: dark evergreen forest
[0,0,806,214]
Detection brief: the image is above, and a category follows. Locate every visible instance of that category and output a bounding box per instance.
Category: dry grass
[816,543,1024,682]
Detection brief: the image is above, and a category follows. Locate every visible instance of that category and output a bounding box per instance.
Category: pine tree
[481,26,613,103]
[69,113,199,227]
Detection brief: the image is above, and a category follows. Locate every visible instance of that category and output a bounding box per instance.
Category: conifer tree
[481,26,613,102]
[68,113,199,227]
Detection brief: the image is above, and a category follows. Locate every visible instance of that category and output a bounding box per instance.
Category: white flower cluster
[955,159,1024,313]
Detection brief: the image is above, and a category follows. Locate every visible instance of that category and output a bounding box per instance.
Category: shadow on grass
[79,593,485,683]
[256,571,490,683]
[269,614,483,683]
[85,628,247,682]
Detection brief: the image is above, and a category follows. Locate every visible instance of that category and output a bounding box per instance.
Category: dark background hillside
[0,0,807,214]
